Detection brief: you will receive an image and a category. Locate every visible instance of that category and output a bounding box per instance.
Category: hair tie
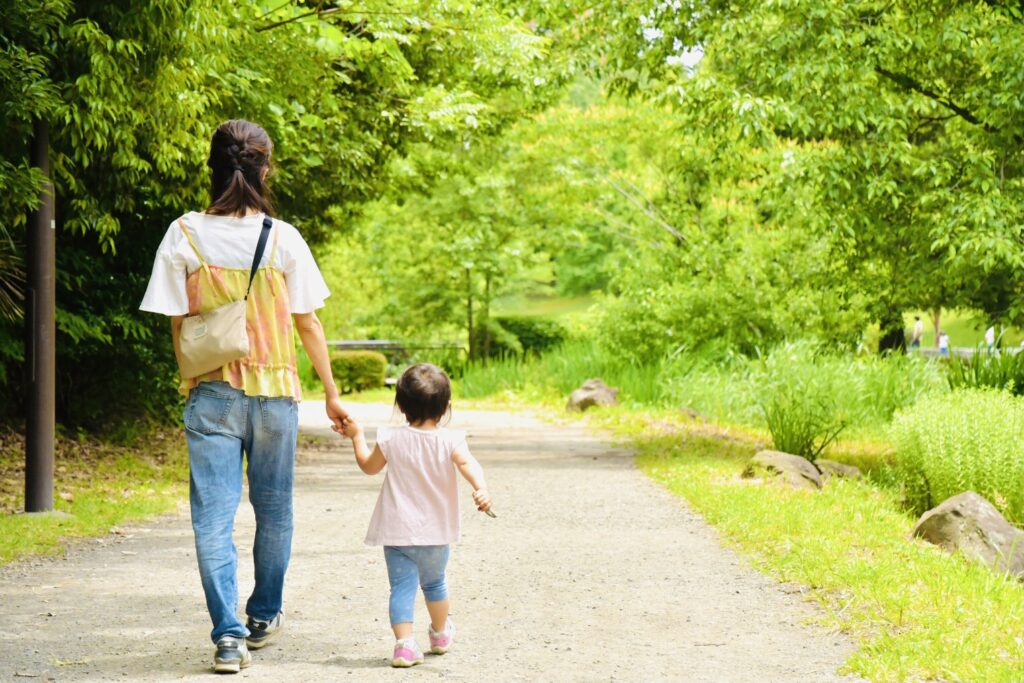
[232,164,242,172]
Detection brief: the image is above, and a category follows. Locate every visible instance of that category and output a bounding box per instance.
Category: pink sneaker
[428,620,454,655]
[392,638,423,668]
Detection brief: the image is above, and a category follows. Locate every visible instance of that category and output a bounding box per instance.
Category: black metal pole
[25,120,55,513]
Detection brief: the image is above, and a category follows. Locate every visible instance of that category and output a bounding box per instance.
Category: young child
[338,363,493,667]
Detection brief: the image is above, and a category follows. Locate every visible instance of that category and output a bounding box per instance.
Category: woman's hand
[325,395,349,431]
[292,311,349,430]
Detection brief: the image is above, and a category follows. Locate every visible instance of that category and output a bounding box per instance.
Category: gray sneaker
[245,611,283,650]
[214,635,251,674]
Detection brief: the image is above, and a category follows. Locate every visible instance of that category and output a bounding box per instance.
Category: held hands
[332,416,363,440]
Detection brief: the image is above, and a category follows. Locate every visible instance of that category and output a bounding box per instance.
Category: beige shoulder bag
[177,216,273,379]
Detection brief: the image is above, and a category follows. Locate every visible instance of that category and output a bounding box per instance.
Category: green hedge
[330,351,387,394]
[472,319,523,359]
[494,315,567,356]
[472,316,567,360]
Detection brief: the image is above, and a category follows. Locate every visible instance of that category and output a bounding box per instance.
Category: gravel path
[1,402,861,682]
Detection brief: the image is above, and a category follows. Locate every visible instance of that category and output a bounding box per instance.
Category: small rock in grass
[912,491,1024,578]
[741,450,821,490]
[815,459,862,482]
[566,379,618,412]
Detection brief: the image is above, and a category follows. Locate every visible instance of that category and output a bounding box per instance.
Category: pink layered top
[365,426,467,546]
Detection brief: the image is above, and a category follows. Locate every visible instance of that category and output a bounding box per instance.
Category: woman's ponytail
[206,120,275,217]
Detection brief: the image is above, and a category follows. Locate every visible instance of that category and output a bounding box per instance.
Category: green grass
[492,293,595,320]
[457,339,669,408]
[608,414,1024,682]
[0,427,188,565]
[455,339,946,441]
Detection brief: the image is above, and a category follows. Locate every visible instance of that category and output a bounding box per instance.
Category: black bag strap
[245,216,273,300]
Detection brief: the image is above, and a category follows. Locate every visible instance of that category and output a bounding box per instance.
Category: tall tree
[598,0,1024,345]
[0,0,550,424]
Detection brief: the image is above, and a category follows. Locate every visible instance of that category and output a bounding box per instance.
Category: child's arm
[336,418,386,475]
[452,444,492,513]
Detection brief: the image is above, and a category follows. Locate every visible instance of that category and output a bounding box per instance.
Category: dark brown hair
[395,363,452,424]
[206,119,275,217]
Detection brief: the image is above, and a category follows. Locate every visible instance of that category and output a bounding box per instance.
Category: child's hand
[472,488,492,513]
[334,416,363,440]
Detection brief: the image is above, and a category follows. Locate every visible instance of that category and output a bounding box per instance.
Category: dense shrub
[472,319,523,360]
[890,388,1024,523]
[596,232,872,364]
[330,351,387,394]
[946,348,1024,395]
[494,315,567,356]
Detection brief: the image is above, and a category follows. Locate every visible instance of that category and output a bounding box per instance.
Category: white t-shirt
[139,212,330,316]
[364,425,467,546]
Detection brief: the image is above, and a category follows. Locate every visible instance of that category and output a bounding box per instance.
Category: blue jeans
[184,381,298,643]
[384,545,450,625]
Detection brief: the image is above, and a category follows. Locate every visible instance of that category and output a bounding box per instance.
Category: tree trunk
[931,308,941,348]
[481,271,492,363]
[465,267,474,362]
[878,309,906,354]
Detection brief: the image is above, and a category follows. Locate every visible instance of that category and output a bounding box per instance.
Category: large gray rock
[913,491,1024,578]
[815,459,862,482]
[566,379,619,412]
[741,450,822,490]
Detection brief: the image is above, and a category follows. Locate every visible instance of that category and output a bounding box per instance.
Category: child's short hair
[395,363,451,424]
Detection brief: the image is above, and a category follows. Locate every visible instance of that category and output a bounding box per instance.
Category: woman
[140,120,348,673]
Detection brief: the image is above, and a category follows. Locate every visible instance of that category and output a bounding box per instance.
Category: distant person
[140,120,349,673]
[338,364,494,668]
[938,330,951,357]
[910,316,924,350]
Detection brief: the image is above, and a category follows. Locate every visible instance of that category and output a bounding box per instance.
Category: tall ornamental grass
[755,343,846,461]
[945,346,1024,395]
[890,388,1024,523]
[748,342,944,431]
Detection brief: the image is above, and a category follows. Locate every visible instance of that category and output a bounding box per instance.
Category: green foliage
[945,348,1024,395]
[493,315,567,356]
[757,345,846,461]
[457,338,667,405]
[601,0,1024,336]
[751,343,945,436]
[469,315,567,362]
[458,338,946,436]
[330,94,674,348]
[330,351,387,394]
[760,395,844,463]
[0,0,555,426]
[890,388,1024,523]
[472,318,523,360]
